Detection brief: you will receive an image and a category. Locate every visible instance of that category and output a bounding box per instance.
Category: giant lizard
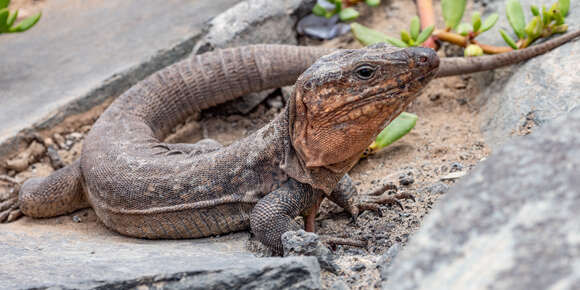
[1,30,579,254]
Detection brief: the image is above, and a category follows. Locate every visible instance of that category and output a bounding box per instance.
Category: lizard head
[290,44,439,172]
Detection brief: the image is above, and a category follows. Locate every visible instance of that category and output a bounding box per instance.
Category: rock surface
[0,214,321,289]
[0,1,326,289]
[193,0,314,53]
[0,0,240,159]
[282,230,340,274]
[382,106,580,289]
[475,0,580,148]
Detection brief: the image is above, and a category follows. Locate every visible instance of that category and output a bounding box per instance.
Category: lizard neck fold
[279,100,346,195]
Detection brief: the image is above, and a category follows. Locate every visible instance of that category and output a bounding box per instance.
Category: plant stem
[436,31,514,54]
[416,0,438,49]
[435,31,467,46]
[473,41,514,54]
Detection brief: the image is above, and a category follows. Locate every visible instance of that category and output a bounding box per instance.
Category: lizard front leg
[250,179,322,255]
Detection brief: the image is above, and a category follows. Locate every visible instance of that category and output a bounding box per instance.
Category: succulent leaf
[410,16,420,40]
[499,29,518,49]
[416,25,434,44]
[0,0,9,10]
[373,112,418,149]
[339,7,359,21]
[480,13,499,32]
[442,0,467,29]
[457,22,473,36]
[472,12,481,32]
[8,12,40,33]
[506,0,526,39]
[365,0,381,7]
[351,23,408,47]
[559,0,569,16]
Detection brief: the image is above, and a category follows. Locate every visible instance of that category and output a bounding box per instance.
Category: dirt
[0,1,492,289]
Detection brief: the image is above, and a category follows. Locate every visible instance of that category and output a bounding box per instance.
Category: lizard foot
[349,192,415,222]
[0,175,22,223]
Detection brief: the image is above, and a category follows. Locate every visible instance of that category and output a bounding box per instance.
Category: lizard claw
[0,175,22,223]
[0,198,21,223]
[354,190,415,215]
[393,192,416,202]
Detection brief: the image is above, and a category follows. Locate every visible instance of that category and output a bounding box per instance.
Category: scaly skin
[1,30,579,253]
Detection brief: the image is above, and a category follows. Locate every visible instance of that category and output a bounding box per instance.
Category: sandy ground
[1,0,492,289]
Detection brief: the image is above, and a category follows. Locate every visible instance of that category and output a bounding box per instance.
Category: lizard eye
[355,65,376,80]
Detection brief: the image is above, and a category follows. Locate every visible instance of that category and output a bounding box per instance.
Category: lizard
[1,29,579,254]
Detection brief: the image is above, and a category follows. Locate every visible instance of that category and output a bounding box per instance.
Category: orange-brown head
[290,44,439,172]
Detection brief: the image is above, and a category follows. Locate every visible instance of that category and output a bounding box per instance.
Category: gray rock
[423,182,449,195]
[193,0,314,53]
[331,279,351,290]
[267,95,285,109]
[282,230,340,274]
[282,85,295,101]
[449,162,463,172]
[376,243,401,282]
[1,221,321,289]
[398,170,414,186]
[351,263,366,272]
[383,105,580,289]
[473,0,580,148]
[192,0,314,113]
[0,0,240,160]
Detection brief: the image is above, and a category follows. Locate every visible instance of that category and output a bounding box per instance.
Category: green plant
[500,0,569,49]
[362,112,418,157]
[351,19,434,48]
[352,0,572,56]
[0,0,41,34]
[312,0,381,21]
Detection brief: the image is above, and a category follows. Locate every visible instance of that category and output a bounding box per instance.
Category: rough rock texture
[282,230,340,274]
[382,107,580,289]
[0,222,321,289]
[1,1,327,289]
[376,243,401,281]
[475,0,580,148]
[0,0,240,160]
[193,0,315,53]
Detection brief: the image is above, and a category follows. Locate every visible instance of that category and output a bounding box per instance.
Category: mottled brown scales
[2,30,579,253]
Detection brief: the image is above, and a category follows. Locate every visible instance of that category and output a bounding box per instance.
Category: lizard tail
[436,29,580,78]
[111,45,334,139]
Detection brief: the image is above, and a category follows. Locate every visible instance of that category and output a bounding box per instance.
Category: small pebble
[450,162,464,172]
[398,171,414,186]
[72,215,82,223]
[330,279,350,290]
[429,93,441,101]
[52,133,66,149]
[424,182,449,195]
[440,171,466,181]
[351,263,366,272]
[266,95,284,109]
